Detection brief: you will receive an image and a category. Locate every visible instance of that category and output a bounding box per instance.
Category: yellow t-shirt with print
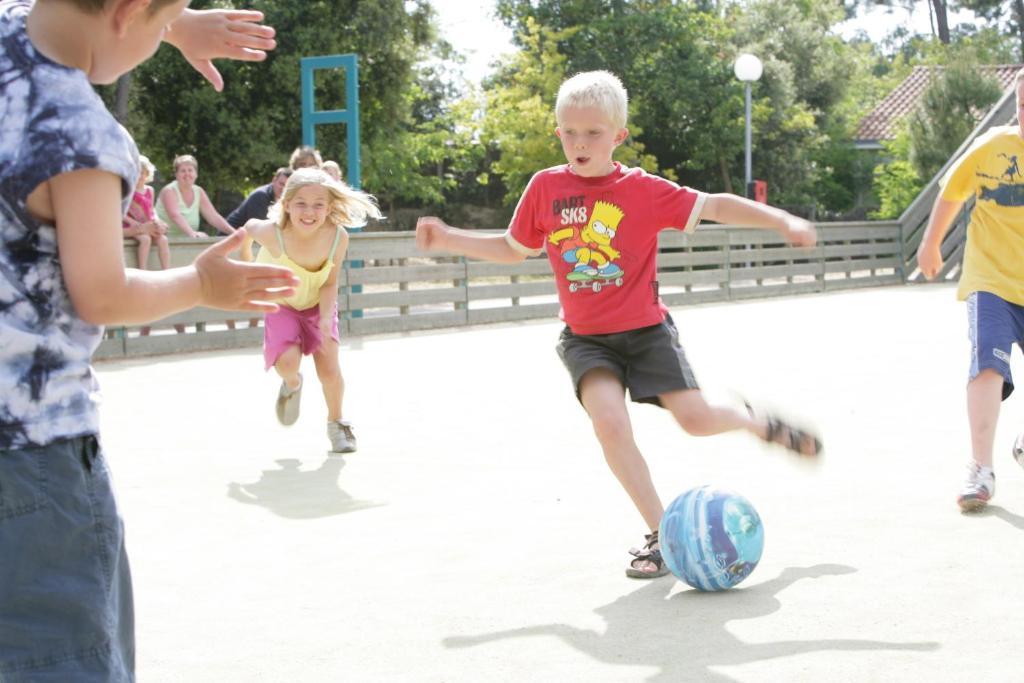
[940,125,1024,304]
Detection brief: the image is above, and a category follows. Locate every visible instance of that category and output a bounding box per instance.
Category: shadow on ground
[444,564,939,682]
[978,504,1024,530]
[227,457,384,519]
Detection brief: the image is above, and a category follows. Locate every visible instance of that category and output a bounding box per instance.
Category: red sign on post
[753,179,768,204]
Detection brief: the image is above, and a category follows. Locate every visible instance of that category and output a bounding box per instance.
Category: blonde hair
[173,154,197,172]
[138,154,156,180]
[322,160,342,181]
[289,146,323,170]
[555,71,628,129]
[270,168,382,230]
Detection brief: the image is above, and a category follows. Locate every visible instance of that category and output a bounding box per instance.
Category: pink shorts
[263,304,340,370]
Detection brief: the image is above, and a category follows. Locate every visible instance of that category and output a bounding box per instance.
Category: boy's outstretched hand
[166,9,277,92]
[194,230,298,312]
[781,216,818,248]
[416,216,449,252]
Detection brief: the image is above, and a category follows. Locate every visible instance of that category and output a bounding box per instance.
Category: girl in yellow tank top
[244,168,382,454]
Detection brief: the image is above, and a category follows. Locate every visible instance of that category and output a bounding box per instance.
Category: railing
[97,221,903,359]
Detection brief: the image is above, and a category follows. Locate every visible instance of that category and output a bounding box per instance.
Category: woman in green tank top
[156,154,236,238]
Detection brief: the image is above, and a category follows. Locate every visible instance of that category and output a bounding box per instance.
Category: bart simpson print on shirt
[548,200,626,293]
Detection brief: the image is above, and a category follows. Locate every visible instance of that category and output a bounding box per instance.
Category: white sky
[428,1,984,85]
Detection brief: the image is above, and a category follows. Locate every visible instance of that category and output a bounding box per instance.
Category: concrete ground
[96,283,1024,682]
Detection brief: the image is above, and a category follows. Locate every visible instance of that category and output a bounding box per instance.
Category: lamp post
[734,53,763,199]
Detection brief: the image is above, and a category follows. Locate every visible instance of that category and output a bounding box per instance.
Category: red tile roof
[854,64,1022,144]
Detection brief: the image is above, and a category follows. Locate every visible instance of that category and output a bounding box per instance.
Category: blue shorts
[0,436,134,682]
[967,291,1024,400]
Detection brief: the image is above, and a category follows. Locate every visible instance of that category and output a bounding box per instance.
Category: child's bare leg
[135,234,152,270]
[580,369,663,530]
[155,233,170,269]
[660,388,755,436]
[661,389,819,456]
[313,339,343,422]
[274,345,302,391]
[967,369,1003,468]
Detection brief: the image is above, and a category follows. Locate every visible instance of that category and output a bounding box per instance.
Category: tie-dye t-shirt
[0,0,138,449]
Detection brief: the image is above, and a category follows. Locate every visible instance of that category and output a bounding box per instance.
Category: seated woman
[156,154,235,238]
[123,155,169,270]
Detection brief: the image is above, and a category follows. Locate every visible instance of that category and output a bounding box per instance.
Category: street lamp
[734,53,763,198]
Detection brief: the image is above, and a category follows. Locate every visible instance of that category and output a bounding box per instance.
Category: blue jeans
[0,436,134,682]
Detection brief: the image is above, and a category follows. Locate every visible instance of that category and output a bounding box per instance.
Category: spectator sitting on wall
[227,167,292,229]
[123,155,170,271]
[289,145,323,170]
[155,154,235,238]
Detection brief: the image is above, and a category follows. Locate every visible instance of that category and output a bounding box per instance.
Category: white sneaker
[328,420,357,454]
[1013,432,1024,470]
[275,374,302,426]
[957,462,995,512]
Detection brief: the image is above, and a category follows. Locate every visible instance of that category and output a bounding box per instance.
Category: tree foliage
[126,0,439,207]
[907,59,1002,181]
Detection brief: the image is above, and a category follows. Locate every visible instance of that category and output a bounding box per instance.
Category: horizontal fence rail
[97,222,903,359]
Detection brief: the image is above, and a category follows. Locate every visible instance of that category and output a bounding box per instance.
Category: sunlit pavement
[97,283,1024,682]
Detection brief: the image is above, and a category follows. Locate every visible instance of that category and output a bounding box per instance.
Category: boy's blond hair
[271,168,382,230]
[555,70,628,129]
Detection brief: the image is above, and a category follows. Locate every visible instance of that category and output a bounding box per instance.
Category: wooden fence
[97,221,902,359]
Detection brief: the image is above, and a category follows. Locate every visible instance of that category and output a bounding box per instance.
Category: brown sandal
[626,530,670,579]
[746,401,823,457]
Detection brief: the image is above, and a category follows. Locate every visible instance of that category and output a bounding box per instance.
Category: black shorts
[555,315,699,407]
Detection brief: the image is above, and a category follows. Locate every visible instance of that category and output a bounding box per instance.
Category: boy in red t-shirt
[416,70,822,578]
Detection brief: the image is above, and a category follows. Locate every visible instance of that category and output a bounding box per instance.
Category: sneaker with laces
[328,420,357,453]
[1013,432,1024,470]
[275,374,302,426]
[957,462,995,512]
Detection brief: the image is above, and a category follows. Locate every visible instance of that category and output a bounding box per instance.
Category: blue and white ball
[659,485,764,591]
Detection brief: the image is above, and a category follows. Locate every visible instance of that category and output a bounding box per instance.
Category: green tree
[125,0,438,208]
[870,128,924,219]
[481,18,660,205]
[907,59,1002,181]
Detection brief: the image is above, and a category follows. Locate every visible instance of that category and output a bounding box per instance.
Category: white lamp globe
[734,53,763,82]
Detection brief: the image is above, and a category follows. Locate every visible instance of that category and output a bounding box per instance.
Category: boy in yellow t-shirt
[918,70,1024,511]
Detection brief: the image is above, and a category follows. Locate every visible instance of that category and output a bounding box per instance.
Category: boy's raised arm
[164,9,277,92]
[416,216,526,263]
[699,193,817,247]
[52,170,297,325]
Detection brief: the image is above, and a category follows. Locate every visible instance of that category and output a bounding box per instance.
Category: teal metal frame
[300,54,360,189]
[300,54,363,316]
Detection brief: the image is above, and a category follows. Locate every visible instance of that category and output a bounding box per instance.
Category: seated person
[155,154,235,238]
[227,167,291,229]
[122,155,169,270]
